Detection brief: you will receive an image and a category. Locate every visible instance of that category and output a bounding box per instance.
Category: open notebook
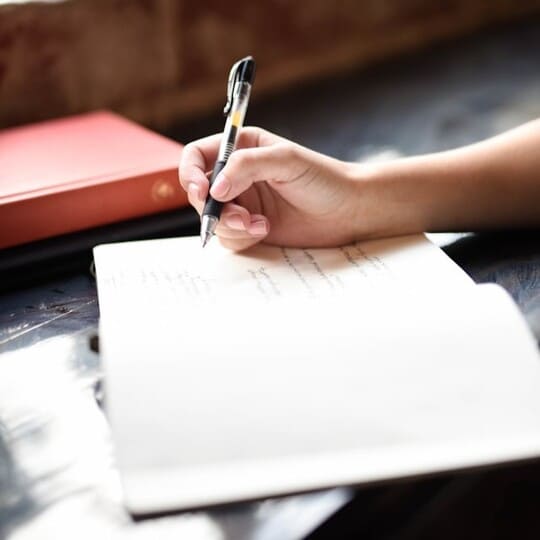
[94,234,540,515]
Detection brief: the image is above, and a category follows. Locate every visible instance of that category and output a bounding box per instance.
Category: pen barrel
[202,160,227,217]
[216,83,251,162]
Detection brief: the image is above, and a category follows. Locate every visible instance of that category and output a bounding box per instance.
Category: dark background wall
[2,0,540,132]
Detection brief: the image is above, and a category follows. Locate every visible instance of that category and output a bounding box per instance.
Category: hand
[178,127,364,250]
[181,120,540,249]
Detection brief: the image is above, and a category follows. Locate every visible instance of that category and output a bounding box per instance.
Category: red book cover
[0,111,188,249]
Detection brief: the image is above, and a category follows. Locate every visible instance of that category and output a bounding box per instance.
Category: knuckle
[229,149,252,170]
[242,125,259,137]
[276,143,299,162]
[179,150,193,169]
[183,141,197,154]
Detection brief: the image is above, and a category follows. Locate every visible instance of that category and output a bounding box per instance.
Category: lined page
[94,234,473,318]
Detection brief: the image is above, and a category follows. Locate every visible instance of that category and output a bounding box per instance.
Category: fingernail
[210,174,230,198]
[248,220,268,236]
[188,182,200,201]
[224,214,246,230]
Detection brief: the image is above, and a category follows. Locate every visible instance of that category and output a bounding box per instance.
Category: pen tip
[201,231,211,248]
[200,215,218,248]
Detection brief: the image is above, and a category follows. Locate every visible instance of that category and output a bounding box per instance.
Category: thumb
[209,144,306,202]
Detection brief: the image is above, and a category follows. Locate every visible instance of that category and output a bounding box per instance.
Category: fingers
[209,143,304,202]
[218,206,269,239]
[186,186,270,250]
[179,133,222,200]
[179,127,278,199]
[179,126,281,250]
[221,210,269,237]
[217,211,270,252]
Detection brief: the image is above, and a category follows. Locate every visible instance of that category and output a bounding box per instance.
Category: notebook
[93,234,540,514]
[0,111,187,249]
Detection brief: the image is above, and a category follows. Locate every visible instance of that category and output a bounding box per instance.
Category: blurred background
[3,0,540,274]
[2,0,540,159]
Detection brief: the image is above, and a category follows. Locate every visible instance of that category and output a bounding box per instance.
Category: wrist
[345,158,436,240]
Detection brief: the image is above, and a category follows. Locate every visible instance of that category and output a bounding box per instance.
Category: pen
[200,56,256,247]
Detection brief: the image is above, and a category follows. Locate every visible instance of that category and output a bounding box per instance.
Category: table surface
[2,18,540,540]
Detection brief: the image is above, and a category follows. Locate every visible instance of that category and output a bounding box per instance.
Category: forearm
[355,119,540,237]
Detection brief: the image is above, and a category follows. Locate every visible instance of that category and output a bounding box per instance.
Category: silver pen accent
[200,215,218,248]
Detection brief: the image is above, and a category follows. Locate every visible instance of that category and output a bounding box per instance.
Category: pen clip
[223,58,244,116]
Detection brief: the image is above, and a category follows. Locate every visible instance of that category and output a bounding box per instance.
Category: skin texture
[178,121,540,251]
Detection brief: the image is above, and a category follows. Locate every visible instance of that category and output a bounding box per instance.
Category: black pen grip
[202,160,227,217]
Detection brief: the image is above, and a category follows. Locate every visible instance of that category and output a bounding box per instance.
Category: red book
[0,111,188,249]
